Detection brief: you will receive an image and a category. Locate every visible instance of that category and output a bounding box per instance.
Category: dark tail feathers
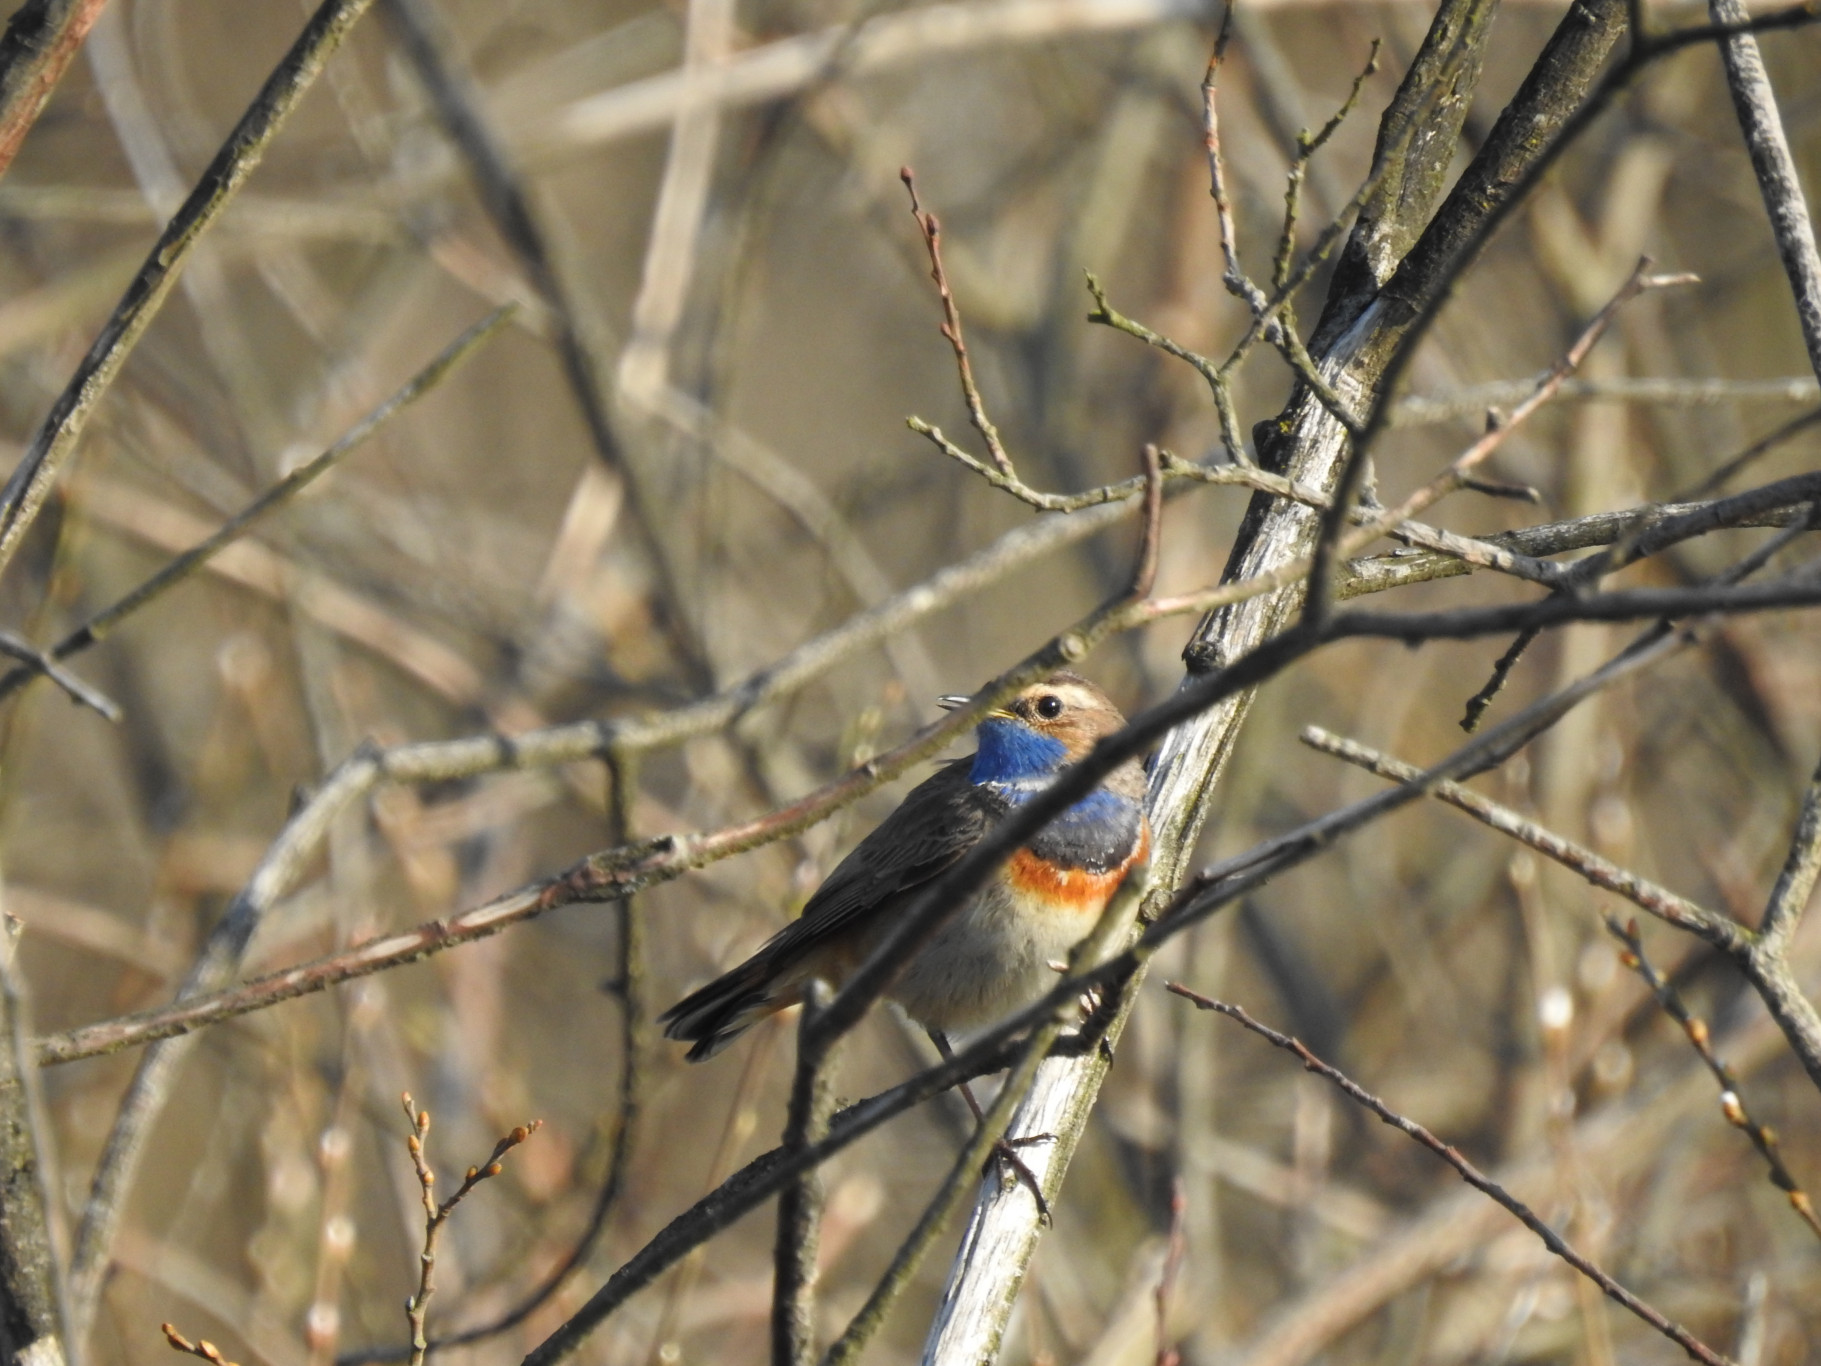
[659,957,789,1062]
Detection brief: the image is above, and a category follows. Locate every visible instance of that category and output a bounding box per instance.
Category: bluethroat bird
[660,671,1150,1060]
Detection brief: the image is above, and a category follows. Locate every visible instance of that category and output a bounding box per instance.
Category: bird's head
[940,672,1128,784]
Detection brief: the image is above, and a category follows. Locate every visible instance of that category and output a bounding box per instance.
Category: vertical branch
[0,923,63,1366]
[1709,0,1821,382]
[1127,444,1164,601]
[399,1096,541,1366]
[1201,6,1270,323]
[772,983,839,1366]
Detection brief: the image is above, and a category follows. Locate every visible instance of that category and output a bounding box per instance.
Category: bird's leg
[928,1029,1054,1224]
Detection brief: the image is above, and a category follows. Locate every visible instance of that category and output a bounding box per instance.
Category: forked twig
[1273,40,1382,294]
[902,166,1013,477]
[400,1093,541,1366]
[1166,983,1737,1366]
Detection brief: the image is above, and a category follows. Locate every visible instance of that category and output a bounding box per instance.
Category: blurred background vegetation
[2,0,1819,1364]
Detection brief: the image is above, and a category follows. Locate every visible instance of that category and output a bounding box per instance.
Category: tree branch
[1165,985,1736,1366]
[0,0,378,589]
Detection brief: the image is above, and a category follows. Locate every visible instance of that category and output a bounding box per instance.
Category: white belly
[888,880,1102,1033]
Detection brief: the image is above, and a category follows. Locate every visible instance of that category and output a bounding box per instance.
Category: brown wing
[758,760,997,966]
[660,760,996,1060]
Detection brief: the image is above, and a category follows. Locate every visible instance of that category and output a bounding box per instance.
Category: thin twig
[1299,727,1746,949]
[1459,625,1543,732]
[1154,1177,1187,1366]
[400,1095,541,1366]
[1272,40,1382,294]
[0,305,513,709]
[1393,377,1821,425]
[1755,749,1821,958]
[0,629,117,720]
[1201,7,1273,328]
[1128,444,1163,600]
[0,0,377,588]
[1602,916,1821,1241]
[1164,984,1737,1366]
[901,167,1014,476]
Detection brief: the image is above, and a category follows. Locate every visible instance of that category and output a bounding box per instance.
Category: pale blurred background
[1,0,1819,1363]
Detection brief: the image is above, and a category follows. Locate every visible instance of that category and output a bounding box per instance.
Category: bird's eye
[1035,694,1064,720]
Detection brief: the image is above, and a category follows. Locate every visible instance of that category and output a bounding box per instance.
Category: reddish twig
[1165,983,1737,1366]
[1201,5,1270,323]
[400,1093,541,1366]
[1603,915,1821,1241]
[901,166,1014,477]
[0,1,112,183]
[1128,444,1164,601]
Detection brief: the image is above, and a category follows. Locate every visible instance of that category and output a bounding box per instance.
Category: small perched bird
[661,671,1151,1061]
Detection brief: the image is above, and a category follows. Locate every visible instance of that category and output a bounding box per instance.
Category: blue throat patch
[969,716,1069,785]
[970,718,1140,869]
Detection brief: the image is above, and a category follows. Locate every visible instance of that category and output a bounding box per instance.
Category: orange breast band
[1005,824,1149,912]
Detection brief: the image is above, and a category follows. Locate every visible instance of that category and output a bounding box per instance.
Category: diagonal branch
[1166,985,1736,1366]
[0,0,378,588]
[0,0,112,184]
[0,305,513,709]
